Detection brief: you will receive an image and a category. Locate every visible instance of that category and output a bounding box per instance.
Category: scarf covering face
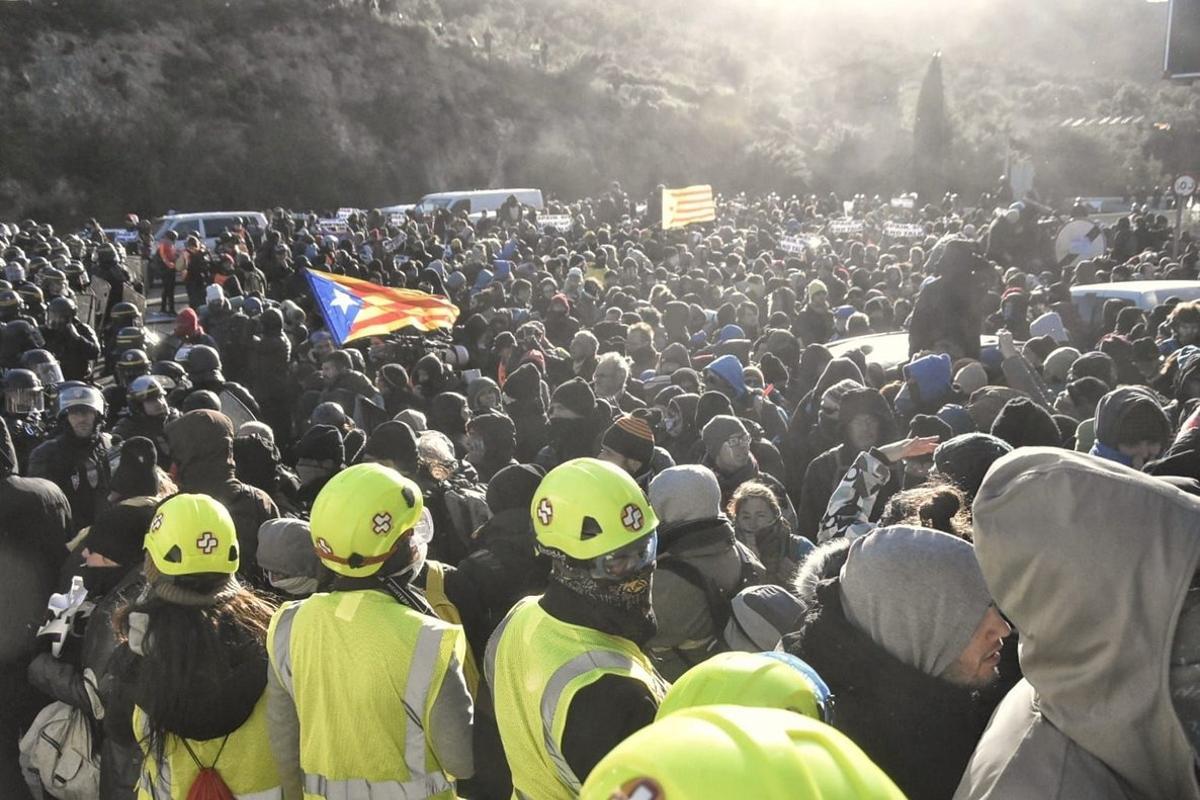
[547,549,657,645]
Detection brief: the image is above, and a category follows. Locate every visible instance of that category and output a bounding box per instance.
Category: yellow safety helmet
[531,457,659,561]
[143,493,239,576]
[309,462,424,578]
[580,705,907,800]
[656,651,833,723]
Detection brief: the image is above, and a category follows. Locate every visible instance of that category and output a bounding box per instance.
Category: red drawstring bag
[181,736,234,800]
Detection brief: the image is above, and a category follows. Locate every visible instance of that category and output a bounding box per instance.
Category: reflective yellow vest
[267,590,466,800]
[134,693,281,800]
[485,595,668,800]
[423,561,481,699]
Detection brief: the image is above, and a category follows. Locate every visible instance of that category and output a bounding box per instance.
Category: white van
[152,211,269,251]
[413,189,543,221]
[1070,280,1200,333]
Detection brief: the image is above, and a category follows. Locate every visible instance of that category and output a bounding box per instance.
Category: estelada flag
[662,184,716,229]
[305,269,459,345]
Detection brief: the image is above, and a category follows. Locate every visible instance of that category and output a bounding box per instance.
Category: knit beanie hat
[909,413,952,443]
[759,353,789,387]
[806,279,828,301]
[363,420,418,472]
[967,386,1024,432]
[82,498,157,567]
[602,415,655,466]
[110,437,160,499]
[379,363,410,391]
[933,433,1013,499]
[486,463,545,514]
[1068,351,1116,384]
[256,518,323,579]
[701,414,749,458]
[649,465,723,524]
[295,424,345,465]
[551,377,596,418]
[839,526,994,676]
[990,397,1062,449]
[1022,335,1059,366]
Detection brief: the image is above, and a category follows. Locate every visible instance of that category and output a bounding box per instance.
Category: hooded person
[702,354,748,404]
[27,498,155,798]
[797,387,898,539]
[1042,346,1081,395]
[908,236,988,360]
[292,423,346,508]
[164,409,278,584]
[0,418,73,796]
[454,463,551,658]
[429,391,472,460]
[377,363,421,418]
[785,527,1010,800]
[538,377,599,469]
[361,419,420,478]
[255,518,327,598]
[466,376,503,417]
[465,412,517,482]
[662,392,700,464]
[502,362,549,463]
[1090,386,1173,469]
[957,448,1200,800]
[644,465,764,681]
[783,357,866,494]
[895,353,956,419]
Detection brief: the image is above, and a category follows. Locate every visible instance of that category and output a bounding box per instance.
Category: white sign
[387,212,406,227]
[538,214,573,232]
[890,196,915,210]
[335,207,359,220]
[883,221,926,239]
[317,220,350,236]
[827,218,865,235]
[1175,174,1197,197]
[779,235,806,255]
[382,232,408,254]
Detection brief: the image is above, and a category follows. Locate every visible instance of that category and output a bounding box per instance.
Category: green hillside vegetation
[0,0,1196,224]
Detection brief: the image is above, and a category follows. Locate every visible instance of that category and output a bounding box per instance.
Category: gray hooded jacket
[957,448,1200,800]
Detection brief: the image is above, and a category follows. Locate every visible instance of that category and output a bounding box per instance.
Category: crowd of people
[2,180,1200,800]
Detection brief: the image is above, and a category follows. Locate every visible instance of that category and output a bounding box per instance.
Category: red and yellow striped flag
[306,269,459,345]
[662,184,716,229]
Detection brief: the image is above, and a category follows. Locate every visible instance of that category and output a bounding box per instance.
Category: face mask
[270,575,320,597]
[550,551,657,645]
[663,414,682,437]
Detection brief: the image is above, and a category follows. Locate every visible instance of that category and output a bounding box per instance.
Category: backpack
[18,701,101,800]
[441,480,492,552]
[181,736,234,800]
[656,541,765,660]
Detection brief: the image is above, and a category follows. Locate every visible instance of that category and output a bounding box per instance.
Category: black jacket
[0,421,71,665]
[29,428,113,532]
[784,540,988,800]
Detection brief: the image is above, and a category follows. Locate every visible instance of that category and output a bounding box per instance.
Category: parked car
[413,188,543,221]
[828,332,1000,371]
[151,211,269,251]
[1070,280,1200,335]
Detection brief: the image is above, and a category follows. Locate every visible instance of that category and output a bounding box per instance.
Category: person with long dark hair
[111,493,281,799]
